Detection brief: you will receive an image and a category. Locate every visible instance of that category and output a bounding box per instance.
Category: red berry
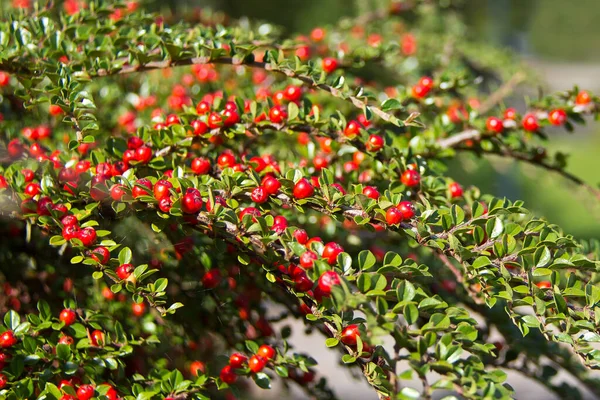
[62,224,80,240]
[77,227,97,247]
[90,330,105,346]
[217,152,236,169]
[116,263,134,280]
[269,105,287,124]
[59,309,77,326]
[127,136,144,149]
[36,196,53,216]
[196,101,211,114]
[135,146,153,164]
[504,108,518,120]
[486,117,504,134]
[397,201,416,219]
[0,331,17,348]
[24,182,40,197]
[294,271,313,292]
[202,269,221,289]
[58,335,74,345]
[400,169,421,187]
[251,186,268,203]
[411,84,429,99]
[449,182,463,198]
[220,365,237,384]
[191,120,208,135]
[322,57,339,74]
[76,384,95,400]
[223,109,240,127]
[548,109,567,126]
[536,281,552,289]
[132,178,152,198]
[248,355,267,373]
[318,271,341,296]
[0,71,10,86]
[344,120,360,137]
[300,250,318,269]
[418,76,434,90]
[322,242,343,264]
[190,157,211,175]
[311,27,326,42]
[0,373,6,389]
[340,324,360,346]
[522,113,539,132]
[190,360,206,376]
[153,179,173,200]
[362,186,380,199]
[166,114,180,126]
[365,134,384,152]
[284,85,302,102]
[257,345,276,360]
[91,246,110,264]
[576,91,591,105]
[229,352,247,369]
[262,175,281,195]
[181,188,203,214]
[293,178,314,199]
[294,229,308,244]
[386,207,403,225]
[207,112,223,129]
[158,197,172,213]
[110,184,127,201]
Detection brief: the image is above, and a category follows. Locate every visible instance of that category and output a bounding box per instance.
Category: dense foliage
[0,1,599,399]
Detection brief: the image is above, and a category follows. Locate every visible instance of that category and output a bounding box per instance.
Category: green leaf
[358,250,376,271]
[253,372,271,389]
[534,246,552,268]
[118,247,132,265]
[325,338,339,347]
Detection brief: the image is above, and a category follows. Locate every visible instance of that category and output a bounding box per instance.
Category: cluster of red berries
[220,344,276,384]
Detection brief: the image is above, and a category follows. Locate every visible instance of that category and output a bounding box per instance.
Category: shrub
[0,1,599,399]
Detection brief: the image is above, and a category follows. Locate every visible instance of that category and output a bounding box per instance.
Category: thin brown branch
[476,71,526,114]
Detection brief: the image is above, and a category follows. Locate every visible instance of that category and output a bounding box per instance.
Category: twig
[476,71,526,115]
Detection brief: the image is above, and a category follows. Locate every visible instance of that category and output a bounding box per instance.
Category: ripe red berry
[248,354,267,373]
[344,120,360,137]
[181,188,203,214]
[0,331,17,348]
[62,215,79,228]
[0,351,11,369]
[397,201,416,219]
[411,84,429,99]
[190,157,211,175]
[202,269,221,289]
[153,179,173,200]
[90,330,105,346]
[220,365,238,384]
[78,227,97,247]
[58,335,74,345]
[239,207,261,221]
[116,264,134,280]
[522,113,539,132]
[110,184,126,201]
[362,186,380,200]
[0,176,7,190]
[223,109,240,127]
[229,352,248,368]
[207,112,223,129]
[318,271,341,296]
[91,246,110,264]
[400,169,421,187]
[486,116,504,134]
[536,281,552,289]
[322,57,339,74]
[190,360,206,376]
[386,207,403,225]
[269,105,287,124]
[418,76,434,90]
[0,71,10,86]
[504,108,518,120]
[190,119,208,136]
[251,186,268,203]
[217,152,236,169]
[262,175,281,195]
[24,182,40,197]
[576,91,591,105]
[322,242,343,264]
[132,178,152,198]
[59,309,77,326]
[311,27,326,42]
[548,109,567,126]
[0,373,7,389]
[365,134,384,152]
[300,250,318,268]
[449,182,463,198]
[284,85,302,102]
[294,271,313,292]
[340,324,360,346]
[196,101,211,114]
[76,384,95,400]
[135,146,153,164]
[294,229,309,244]
[293,178,314,199]
[166,114,180,126]
[62,224,80,240]
[257,345,276,360]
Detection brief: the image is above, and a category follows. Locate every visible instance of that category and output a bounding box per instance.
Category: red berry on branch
[110,184,127,201]
[449,182,463,198]
[248,354,267,373]
[181,188,203,214]
[411,84,429,99]
[311,27,326,42]
[300,250,318,268]
[0,331,17,348]
[132,178,152,198]
[576,90,591,105]
[503,108,518,120]
[251,186,268,203]
[269,105,287,124]
[220,365,237,384]
[322,57,339,74]
[0,373,7,389]
[90,330,105,346]
[116,264,134,280]
[217,152,236,169]
[135,146,153,164]
[322,242,344,264]
[548,109,567,126]
[365,134,384,152]
[229,352,247,369]
[153,179,173,200]
[419,76,434,90]
[522,113,539,132]
[318,271,341,296]
[340,324,360,346]
[262,175,281,195]
[24,182,40,197]
[294,229,309,244]
[400,169,421,187]
[536,281,552,289]
[59,309,77,326]
[398,201,416,219]
[76,384,95,400]
[190,360,206,376]
[486,117,504,134]
[91,246,110,264]
[344,120,360,137]
[293,178,314,199]
[208,112,223,129]
[257,344,276,360]
[386,207,403,225]
[78,227,97,247]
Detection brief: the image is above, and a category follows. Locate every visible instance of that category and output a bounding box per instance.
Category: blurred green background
[163,0,600,238]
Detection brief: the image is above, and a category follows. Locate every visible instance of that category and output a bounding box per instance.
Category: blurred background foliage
[88,0,600,238]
